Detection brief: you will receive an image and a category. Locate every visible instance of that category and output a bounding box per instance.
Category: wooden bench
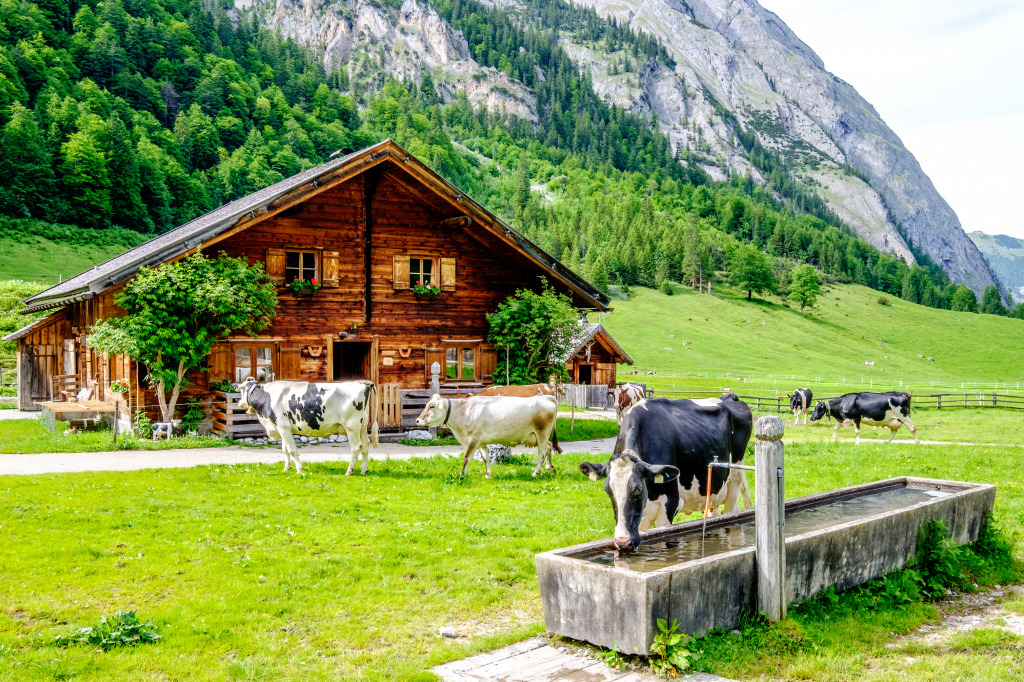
[35,399,116,431]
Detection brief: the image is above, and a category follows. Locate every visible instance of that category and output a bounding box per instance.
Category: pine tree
[0,103,53,218]
[107,116,152,231]
[60,128,111,229]
[980,285,1007,316]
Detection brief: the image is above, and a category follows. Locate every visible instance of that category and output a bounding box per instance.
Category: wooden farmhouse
[4,140,631,430]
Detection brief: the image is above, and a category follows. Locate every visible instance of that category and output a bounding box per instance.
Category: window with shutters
[285,251,318,283]
[394,254,456,291]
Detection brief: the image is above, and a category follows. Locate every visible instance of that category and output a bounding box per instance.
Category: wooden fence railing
[379,383,402,430]
[651,390,1024,412]
[210,390,266,438]
[398,386,488,429]
[558,384,613,410]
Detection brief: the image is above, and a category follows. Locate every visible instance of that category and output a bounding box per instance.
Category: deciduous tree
[788,264,820,312]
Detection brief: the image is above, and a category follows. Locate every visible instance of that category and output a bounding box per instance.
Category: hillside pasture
[0,436,1021,681]
[605,284,1024,396]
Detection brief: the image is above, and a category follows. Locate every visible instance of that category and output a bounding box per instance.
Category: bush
[659,279,674,295]
[877,296,890,306]
[52,611,160,651]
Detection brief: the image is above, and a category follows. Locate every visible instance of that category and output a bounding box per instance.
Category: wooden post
[755,415,786,621]
[429,361,440,437]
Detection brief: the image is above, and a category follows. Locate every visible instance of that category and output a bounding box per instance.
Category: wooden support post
[429,361,440,438]
[755,415,786,621]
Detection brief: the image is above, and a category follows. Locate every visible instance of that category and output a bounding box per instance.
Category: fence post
[429,361,440,437]
[937,394,941,410]
[755,415,786,621]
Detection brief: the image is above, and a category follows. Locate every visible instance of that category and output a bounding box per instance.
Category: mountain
[258,0,1003,297]
[968,232,1024,303]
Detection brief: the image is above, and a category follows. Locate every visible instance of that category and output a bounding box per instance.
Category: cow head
[415,394,450,427]
[579,453,680,551]
[237,377,259,413]
[810,401,830,422]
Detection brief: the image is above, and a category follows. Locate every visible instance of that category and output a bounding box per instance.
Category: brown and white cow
[473,384,562,453]
[238,378,380,475]
[415,394,558,477]
[611,383,646,424]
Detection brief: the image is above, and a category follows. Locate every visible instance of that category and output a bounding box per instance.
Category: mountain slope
[259,0,1002,296]
[969,231,1024,302]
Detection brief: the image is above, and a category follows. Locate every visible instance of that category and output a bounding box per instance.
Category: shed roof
[554,322,633,365]
[20,140,609,314]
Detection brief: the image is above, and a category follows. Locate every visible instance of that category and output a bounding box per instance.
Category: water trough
[536,418,995,655]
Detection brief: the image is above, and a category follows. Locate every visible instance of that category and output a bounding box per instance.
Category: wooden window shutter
[393,255,410,290]
[479,343,497,383]
[322,251,339,287]
[278,347,303,381]
[424,347,445,385]
[208,343,232,383]
[266,248,286,284]
[440,257,456,292]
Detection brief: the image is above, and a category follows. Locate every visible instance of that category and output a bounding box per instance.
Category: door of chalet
[62,339,77,376]
[22,344,56,410]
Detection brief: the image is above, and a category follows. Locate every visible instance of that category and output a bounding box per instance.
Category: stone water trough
[536,475,995,655]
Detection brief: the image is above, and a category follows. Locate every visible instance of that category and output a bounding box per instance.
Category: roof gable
[21,140,609,314]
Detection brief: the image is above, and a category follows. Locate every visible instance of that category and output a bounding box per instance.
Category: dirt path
[0,437,618,476]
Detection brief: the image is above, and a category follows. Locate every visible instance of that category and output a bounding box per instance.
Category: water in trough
[579,486,950,572]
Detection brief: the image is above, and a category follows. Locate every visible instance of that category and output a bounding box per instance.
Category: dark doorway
[333,341,372,381]
[577,364,593,385]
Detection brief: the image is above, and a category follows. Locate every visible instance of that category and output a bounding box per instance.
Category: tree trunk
[748,290,752,301]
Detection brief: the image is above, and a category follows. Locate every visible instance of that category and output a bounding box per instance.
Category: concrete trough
[536,476,995,655]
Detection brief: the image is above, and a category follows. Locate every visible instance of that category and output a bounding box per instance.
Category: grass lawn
[0,420,234,454]
[0,433,1022,681]
[781,408,1024,445]
[604,284,1024,396]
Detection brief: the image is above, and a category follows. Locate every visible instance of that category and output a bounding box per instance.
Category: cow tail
[370,383,380,448]
[551,425,563,454]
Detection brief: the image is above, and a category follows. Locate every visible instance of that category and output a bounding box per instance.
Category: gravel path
[0,437,618,476]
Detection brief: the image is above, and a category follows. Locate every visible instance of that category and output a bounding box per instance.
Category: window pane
[235,347,252,383]
[410,259,421,287]
[446,347,458,379]
[461,348,474,379]
[422,259,433,285]
[302,252,316,279]
[255,347,273,382]
[286,252,299,268]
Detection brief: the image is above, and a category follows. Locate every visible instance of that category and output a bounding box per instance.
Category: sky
[760,0,1024,239]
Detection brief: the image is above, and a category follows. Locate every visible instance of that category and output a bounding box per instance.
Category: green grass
[783,408,1024,445]
[0,420,234,454]
[604,284,1024,396]
[0,434,1021,681]
[0,221,142,287]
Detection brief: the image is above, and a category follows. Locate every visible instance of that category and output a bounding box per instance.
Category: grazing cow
[580,394,753,551]
[415,394,558,477]
[611,383,646,424]
[809,391,918,444]
[238,378,380,475]
[474,383,562,453]
[790,388,813,425]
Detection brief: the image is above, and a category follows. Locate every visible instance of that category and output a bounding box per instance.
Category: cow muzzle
[613,536,635,551]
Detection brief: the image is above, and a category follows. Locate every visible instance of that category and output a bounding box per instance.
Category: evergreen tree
[950,284,978,312]
[0,103,53,218]
[788,264,820,312]
[106,116,152,231]
[60,127,110,229]
[980,285,1007,315]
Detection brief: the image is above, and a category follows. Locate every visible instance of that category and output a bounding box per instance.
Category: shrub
[52,611,160,651]
[877,296,890,306]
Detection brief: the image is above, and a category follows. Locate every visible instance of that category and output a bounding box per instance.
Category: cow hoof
[345,470,353,476]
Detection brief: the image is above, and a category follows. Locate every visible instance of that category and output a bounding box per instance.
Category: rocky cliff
[969,232,1024,302]
[255,0,1003,295]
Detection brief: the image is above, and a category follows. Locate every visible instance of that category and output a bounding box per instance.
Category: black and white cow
[790,388,813,425]
[579,394,753,551]
[809,391,917,444]
[238,378,380,475]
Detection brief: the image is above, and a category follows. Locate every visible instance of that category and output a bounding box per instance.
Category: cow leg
[344,427,361,476]
[831,422,841,442]
[902,417,920,443]
[853,418,862,445]
[279,431,297,474]
[478,445,493,479]
[358,422,371,475]
[722,469,749,513]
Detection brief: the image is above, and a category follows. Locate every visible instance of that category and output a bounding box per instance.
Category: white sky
[760,0,1024,239]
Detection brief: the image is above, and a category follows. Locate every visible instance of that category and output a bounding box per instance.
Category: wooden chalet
[4,140,632,430]
[556,322,632,386]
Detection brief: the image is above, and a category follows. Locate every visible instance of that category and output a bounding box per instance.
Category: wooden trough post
[755,415,786,621]
[429,361,441,438]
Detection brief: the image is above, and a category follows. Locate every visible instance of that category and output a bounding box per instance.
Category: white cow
[415,394,558,477]
[238,378,380,475]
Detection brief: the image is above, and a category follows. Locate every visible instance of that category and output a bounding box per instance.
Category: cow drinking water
[809,391,917,444]
[790,388,813,425]
[579,394,753,551]
[415,394,558,477]
[238,378,380,475]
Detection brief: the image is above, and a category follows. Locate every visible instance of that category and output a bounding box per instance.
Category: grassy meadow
[0,232,138,287]
[603,284,1024,396]
[0,419,233,455]
[0,434,1022,681]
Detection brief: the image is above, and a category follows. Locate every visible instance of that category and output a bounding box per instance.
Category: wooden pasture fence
[210,390,266,439]
[558,384,613,409]
[651,389,1024,412]
[398,386,489,430]
[379,383,402,430]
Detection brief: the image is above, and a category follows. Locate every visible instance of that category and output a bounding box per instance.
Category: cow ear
[579,462,608,482]
[641,463,679,486]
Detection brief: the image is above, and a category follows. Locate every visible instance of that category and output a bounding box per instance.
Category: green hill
[0,233,135,286]
[602,284,1024,395]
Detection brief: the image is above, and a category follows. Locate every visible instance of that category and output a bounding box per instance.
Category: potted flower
[411,280,441,300]
[110,378,130,395]
[290,277,321,297]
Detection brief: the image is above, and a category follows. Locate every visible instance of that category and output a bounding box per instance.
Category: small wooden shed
[556,322,632,387]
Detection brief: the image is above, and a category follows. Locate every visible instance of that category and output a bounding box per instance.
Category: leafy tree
[60,127,110,229]
[980,285,1007,316]
[731,243,774,300]
[1009,303,1024,320]
[788,264,820,312]
[0,102,53,217]
[950,284,978,313]
[88,252,277,421]
[486,282,579,385]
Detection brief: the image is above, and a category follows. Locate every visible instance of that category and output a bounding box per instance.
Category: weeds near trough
[52,611,160,651]
[596,645,625,670]
[649,618,693,677]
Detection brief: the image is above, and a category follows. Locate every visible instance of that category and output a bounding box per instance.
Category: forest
[0,0,1017,317]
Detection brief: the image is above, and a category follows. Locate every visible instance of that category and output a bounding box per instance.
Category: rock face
[259,0,536,120]
[255,0,1003,295]
[968,232,1024,302]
